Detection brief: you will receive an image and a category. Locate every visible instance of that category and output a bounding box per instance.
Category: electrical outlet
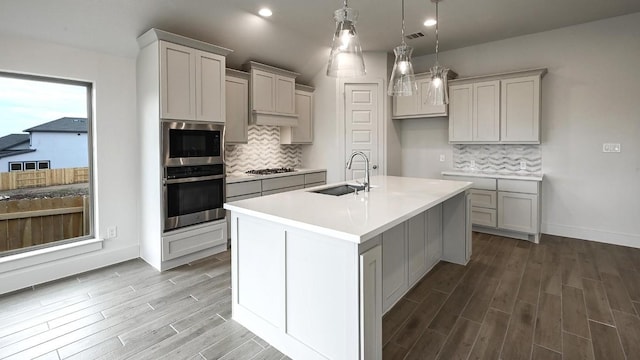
[470,160,476,168]
[520,161,527,170]
[107,226,117,239]
[439,154,445,162]
[602,143,621,153]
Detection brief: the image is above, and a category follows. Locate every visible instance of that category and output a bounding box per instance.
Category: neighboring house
[0,117,88,172]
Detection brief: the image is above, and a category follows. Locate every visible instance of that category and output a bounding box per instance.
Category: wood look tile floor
[383,233,640,360]
[2,233,640,360]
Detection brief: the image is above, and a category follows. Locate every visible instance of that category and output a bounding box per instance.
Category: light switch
[602,143,621,153]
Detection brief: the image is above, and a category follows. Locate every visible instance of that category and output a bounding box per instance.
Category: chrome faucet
[346,151,370,192]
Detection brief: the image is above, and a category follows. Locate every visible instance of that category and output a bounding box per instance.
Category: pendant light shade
[388,0,416,96]
[427,0,450,105]
[327,2,366,77]
[388,45,417,96]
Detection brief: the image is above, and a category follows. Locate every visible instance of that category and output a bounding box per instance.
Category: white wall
[402,13,640,247]
[0,132,89,170]
[302,52,397,183]
[0,33,139,293]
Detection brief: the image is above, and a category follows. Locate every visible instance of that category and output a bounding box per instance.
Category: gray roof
[0,149,35,160]
[0,133,30,151]
[24,117,88,133]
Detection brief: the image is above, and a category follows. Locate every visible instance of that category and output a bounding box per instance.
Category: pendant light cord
[434,0,439,64]
[401,0,406,45]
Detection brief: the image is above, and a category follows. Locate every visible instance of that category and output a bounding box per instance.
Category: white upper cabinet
[501,76,540,143]
[159,40,227,122]
[281,85,314,144]
[225,69,249,144]
[246,61,299,126]
[392,72,455,119]
[448,68,546,144]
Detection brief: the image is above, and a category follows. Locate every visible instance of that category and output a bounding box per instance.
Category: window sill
[0,238,103,274]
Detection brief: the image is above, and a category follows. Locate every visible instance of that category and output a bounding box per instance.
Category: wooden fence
[0,167,89,191]
[0,196,90,253]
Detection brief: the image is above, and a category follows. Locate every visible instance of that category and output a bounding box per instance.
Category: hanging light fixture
[326,0,366,77]
[426,0,450,105]
[388,0,417,96]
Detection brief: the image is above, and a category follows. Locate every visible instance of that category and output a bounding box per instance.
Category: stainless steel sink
[311,185,357,196]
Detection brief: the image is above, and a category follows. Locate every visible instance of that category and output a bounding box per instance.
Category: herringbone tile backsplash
[453,144,542,174]
[225,125,302,174]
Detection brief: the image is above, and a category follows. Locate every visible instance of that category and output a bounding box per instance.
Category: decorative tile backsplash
[453,144,542,174]
[225,125,302,174]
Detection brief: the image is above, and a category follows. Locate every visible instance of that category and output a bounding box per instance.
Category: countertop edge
[441,170,544,181]
[226,168,327,184]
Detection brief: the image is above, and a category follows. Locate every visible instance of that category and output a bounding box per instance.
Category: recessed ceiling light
[259,8,273,17]
[424,18,437,27]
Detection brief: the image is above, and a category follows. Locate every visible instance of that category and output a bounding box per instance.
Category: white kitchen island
[224,176,472,360]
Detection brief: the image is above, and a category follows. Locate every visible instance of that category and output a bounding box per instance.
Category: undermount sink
[311,185,357,196]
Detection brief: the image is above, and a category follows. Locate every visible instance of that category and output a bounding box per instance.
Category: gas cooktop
[245,168,296,175]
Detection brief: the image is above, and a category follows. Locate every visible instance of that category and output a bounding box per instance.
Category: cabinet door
[195,51,225,122]
[426,204,442,270]
[382,223,407,313]
[360,244,382,360]
[498,192,539,233]
[407,212,427,286]
[275,75,296,114]
[448,84,473,142]
[251,69,276,112]
[225,76,249,143]
[500,76,540,143]
[160,41,196,120]
[473,80,500,142]
[418,78,447,116]
[281,90,313,144]
[392,88,418,117]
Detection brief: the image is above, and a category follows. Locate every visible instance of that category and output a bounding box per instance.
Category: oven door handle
[164,174,225,185]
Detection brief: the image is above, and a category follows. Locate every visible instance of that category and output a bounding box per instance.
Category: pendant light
[388,0,417,96]
[426,0,450,105]
[326,0,366,77]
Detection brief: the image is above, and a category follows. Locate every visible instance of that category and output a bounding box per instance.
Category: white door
[344,83,380,182]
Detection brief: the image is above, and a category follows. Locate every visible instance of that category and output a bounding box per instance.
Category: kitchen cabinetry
[443,174,541,243]
[392,71,457,119]
[360,244,382,360]
[281,84,314,144]
[160,41,227,122]
[137,29,232,271]
[246,61,299,126]
[448,68,546,144]
[382,204,444,313]
[225,69,249,144]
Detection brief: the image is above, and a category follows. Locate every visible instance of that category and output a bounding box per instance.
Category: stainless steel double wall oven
[162,121,225,231]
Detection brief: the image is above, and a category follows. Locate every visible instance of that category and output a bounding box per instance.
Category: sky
[0,76,87,137]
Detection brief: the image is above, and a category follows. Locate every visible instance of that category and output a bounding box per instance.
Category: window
[0,72,93,256]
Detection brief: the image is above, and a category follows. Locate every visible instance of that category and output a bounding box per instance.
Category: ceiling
[1,0,639,82]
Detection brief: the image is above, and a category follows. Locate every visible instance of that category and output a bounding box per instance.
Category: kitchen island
[224,176,472,360]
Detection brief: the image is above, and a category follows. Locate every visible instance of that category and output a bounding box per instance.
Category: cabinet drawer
[304,181,326,189]
[304,172,326,185]
[262,184,304,196]
[226,192,261,202]
[162,221,226,261]
[471,207,497,228]
[443,175,496,190]
[262,175,304,191]
[470,189,497,209]
[227,180,261,197]
[498,179,538,194]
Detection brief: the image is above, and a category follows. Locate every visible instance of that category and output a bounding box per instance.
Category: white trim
[542,222,640,249]
[0,238,103,274]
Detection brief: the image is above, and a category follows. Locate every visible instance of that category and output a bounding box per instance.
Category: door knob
[372,165,378,170]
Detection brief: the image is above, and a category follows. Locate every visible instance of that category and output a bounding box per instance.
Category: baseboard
[0,244,139,295]
[542,222,640,249]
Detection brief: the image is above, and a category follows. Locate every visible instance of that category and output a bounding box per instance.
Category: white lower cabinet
[161,220,227,261]
[360,244,382,360]
[407,213,427,286]
[382,223,407,312]
[498,192,538,233]
[426,204,443,269]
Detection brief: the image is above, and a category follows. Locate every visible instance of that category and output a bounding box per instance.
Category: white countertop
[224,175,472,243]
[442,170,544,181]
[226,168,326,184]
